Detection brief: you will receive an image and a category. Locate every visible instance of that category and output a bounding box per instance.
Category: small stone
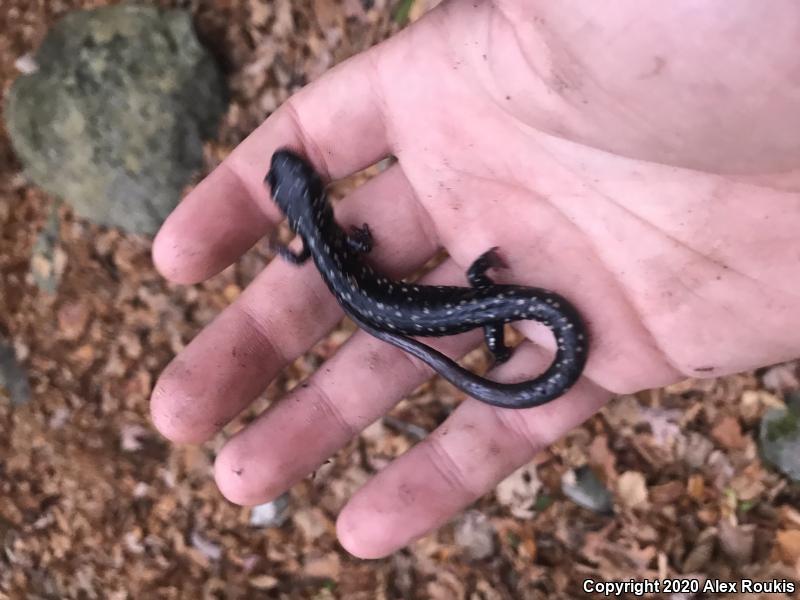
[561,466,614,514]
[249,494,291,528]
[453,510,495,560]
[759,406,800,481]
[14,53,38,74]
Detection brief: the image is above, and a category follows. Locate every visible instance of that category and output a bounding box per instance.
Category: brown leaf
[776,530,800,566]
[682,529,716,573]
[730,463,766,502]
[249,575,279,590]
[711,416,748,450]
[650,480,685,505]
[687,474,706,502]
[303,553,341,579]
[779,505,800,529]
[588,434,617,482]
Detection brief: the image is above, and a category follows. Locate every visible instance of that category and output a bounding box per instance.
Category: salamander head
[266,148,329,232]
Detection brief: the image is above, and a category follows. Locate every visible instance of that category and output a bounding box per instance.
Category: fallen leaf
[761,363,800,392]
[617,471,648,509]
[718,519,755,564]
[650,480,684,504]
[682,529,715,573]
[292,508,330,540]
[249,575,279,590]
[779,505,800,529]
[495,463,542,519]
[711,416,748,450]
[730,463,766,502]
[303,553,340,579]
[453,510,495,560]
[775,530,800,566]
[588,435,617,482]
[687,474,706,502]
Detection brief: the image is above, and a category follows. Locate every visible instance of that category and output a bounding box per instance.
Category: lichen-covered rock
[5,5,227,234]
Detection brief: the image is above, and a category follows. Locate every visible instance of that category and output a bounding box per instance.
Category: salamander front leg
[275,242,311,264]
[346,223,373,254]
[467,246,507,287]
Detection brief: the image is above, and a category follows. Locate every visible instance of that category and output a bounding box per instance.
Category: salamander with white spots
[266,149,589,409]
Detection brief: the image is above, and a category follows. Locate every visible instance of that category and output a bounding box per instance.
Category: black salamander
[266,149,589,409]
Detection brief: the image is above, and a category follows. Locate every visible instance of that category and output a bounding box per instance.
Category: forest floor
[1,1,799,598]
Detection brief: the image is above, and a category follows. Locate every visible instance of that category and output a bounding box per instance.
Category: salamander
[265,148,589,409]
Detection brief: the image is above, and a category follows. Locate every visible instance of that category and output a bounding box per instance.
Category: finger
[153,48,392,284]
[150,166,436,443]
[213,259,483,506]
[335,348,611,559]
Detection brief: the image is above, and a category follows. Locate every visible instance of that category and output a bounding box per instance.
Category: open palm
[150,1,800,557]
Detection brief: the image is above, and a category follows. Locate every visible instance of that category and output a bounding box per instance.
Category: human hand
[150,0,800,557]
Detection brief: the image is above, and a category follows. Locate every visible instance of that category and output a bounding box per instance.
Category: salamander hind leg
[467,247,507,288]
[347,223,373,253]
[484,323,512,366]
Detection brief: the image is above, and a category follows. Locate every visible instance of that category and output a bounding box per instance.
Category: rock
[453,510,495,560]
[5,5,227,234]
[249,493,291,528]
[759,406,800,482]
[561,466,614,514]
[0,338,31,406]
